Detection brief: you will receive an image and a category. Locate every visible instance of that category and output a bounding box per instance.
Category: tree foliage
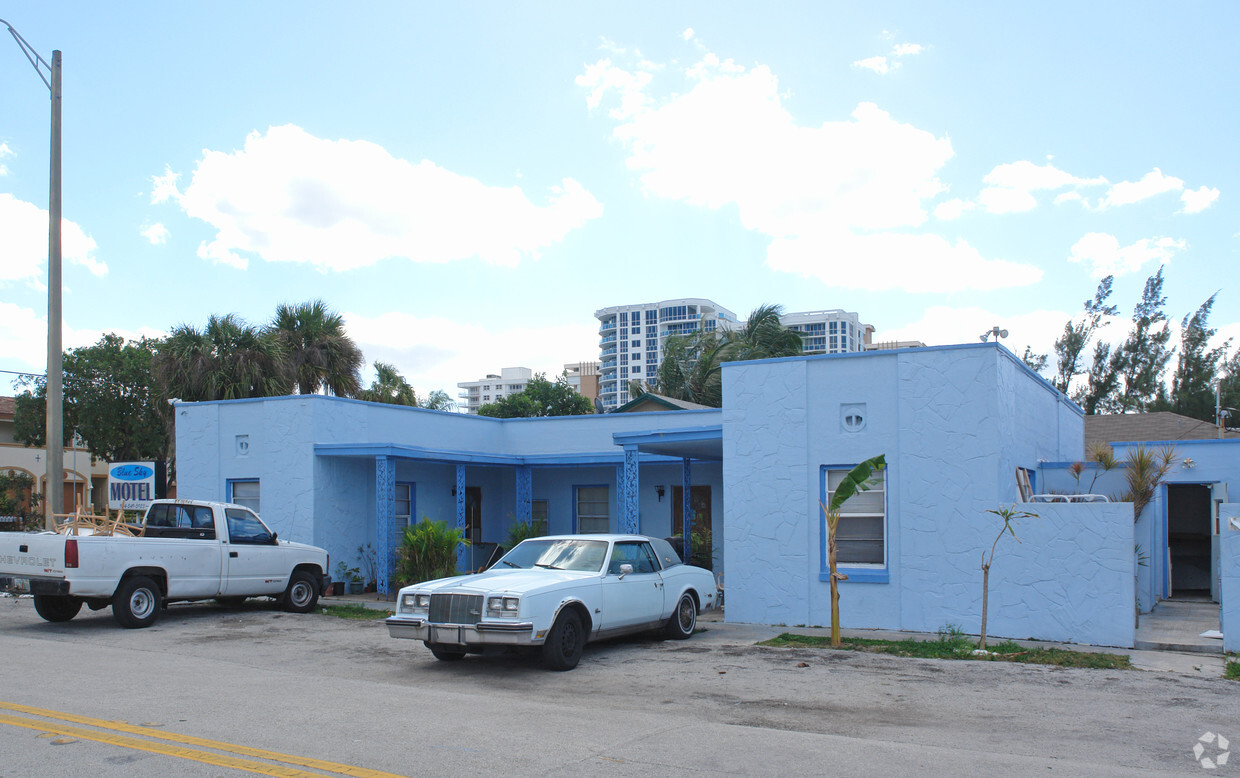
[153,313,290,402]
[477,373,594,418]
[270,299,363,397]
[14,334,170,463]
[1158,294,1230,421]
[358,361,419,406]
[1110,267,1175,413]
[647,303,804,408]
[818,454,886,648]
[1053,276,1119,393]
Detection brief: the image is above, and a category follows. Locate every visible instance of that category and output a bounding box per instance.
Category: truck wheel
[33,595,82,623]
[282,570,319,613]
[542,609,584,671]
[663,592,697,640]
[113,576,161,629]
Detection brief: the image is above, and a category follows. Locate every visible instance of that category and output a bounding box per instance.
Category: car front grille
[428,593,483,625]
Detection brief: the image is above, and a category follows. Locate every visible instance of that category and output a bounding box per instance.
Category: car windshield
[497,539,608,572]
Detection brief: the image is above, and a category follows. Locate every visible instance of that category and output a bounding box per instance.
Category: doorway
[464,486,482,543]
[672,485,712,569]
[1166,484,1213,600]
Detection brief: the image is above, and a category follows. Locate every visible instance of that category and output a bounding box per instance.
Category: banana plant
[819,454,886,647]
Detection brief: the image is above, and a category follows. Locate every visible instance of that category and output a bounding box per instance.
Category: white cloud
[140,222,169,245]
[892,43,924,57]
[150,166,181,204]
[0,302,162,373]
[681,28,695,41]
[0,142,11,176]
[162,124,602,272]
[1068,232,1185,277]
[1180,185,1220,214]
[874,304,1072,369]
[577,59,655,117]
[581,45,1044,292]
[345,311,600,399]
[0,193,106,281]
[852,56,890,75]
[766,230,1042,293]
[977,160,1107,214]
[934,198,974,220]
[1102,168,1184,208]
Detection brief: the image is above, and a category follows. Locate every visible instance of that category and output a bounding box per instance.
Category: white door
[600,541,665,630]
[219,507,288,596]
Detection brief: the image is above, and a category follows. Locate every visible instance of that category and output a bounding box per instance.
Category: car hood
[412,568,596,595]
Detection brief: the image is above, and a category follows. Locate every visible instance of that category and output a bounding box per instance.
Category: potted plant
[331,561,348,596]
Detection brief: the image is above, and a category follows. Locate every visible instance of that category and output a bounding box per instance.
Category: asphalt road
[0,594,1235,777]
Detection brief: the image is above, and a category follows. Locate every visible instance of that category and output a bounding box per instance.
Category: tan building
[0,396,109,518]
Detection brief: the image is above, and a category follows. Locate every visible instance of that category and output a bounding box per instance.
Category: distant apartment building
[593,299,741,410]
[593,300,876,410]
[781,309,875,355]
[456,367,533,415]
[563,361,601,407]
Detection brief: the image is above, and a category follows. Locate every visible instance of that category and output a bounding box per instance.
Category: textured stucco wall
[1222,505,1240,653]
[722,357,809,625]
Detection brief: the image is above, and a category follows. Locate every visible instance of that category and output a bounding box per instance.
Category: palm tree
[720,303,804,363]
[819,455,886,647]
[270,300,363,397]
[154,314,290,402]
[358,361,419,406]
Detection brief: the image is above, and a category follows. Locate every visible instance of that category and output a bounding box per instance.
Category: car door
[219,507,288,596]
[600,541,665,631]
[164,504,225,599]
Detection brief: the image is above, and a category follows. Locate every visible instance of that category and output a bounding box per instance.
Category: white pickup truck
[0,499,330,628]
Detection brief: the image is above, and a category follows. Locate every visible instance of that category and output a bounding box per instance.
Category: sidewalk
[321,592,1229,677]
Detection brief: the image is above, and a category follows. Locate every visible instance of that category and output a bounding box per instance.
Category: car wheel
[663,592,696,640]
[542,609,585,671]
[426,644,467,662]
[113,576,162,629]
[33,594,82,623]
[282,570,319,613]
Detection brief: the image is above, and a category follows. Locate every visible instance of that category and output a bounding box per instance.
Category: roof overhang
[611,425,723,461]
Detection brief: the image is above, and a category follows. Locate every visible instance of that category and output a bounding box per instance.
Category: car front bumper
[385,615,538,646]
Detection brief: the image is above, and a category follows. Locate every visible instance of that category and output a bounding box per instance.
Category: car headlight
[486,596,520,615]
[402,593,430,612]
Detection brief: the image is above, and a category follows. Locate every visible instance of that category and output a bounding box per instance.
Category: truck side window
[191,507,213,529]
[225,508,272,545]
[146,504,171,528]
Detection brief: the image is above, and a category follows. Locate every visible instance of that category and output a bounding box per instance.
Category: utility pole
[2,21,64,527]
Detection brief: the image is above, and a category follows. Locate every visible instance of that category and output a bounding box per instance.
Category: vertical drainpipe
[622,445,640,534]
[455,464,467,572]
[375,456,395,596]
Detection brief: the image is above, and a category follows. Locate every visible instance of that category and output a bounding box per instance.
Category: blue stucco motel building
[174,342,1240,650]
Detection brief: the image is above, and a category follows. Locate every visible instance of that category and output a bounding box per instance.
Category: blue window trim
[818,464,889,584]
[226,478,258,506]
[572,484,609,534]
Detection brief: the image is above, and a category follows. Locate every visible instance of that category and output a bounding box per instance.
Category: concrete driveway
[0,594,1235,776]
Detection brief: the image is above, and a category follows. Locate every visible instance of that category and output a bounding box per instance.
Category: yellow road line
[0,701,405,778]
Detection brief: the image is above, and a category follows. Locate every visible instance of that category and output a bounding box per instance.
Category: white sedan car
[386,534,718,670]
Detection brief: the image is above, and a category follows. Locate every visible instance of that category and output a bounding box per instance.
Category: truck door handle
[19,545,28,553]
[229,551,238,558]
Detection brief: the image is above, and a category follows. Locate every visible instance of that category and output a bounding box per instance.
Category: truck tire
[33,595,82,623]
[113,576,162,629]
[281,570,319,613]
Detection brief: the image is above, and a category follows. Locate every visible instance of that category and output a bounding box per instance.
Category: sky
[2,3,1237,403]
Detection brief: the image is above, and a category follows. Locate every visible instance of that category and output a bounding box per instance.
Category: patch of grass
[1225,655,1240,681]
[319,604,393,620]
[758,632,1131,670]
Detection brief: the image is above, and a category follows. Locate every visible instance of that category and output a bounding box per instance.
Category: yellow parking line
[0,701,405,778]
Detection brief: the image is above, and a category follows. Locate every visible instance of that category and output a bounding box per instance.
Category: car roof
[525,534,655,543]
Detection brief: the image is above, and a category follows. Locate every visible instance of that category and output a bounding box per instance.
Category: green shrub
[506,517,547,549]
[395,516,468,586]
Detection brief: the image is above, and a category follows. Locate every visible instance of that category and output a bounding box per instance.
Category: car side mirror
[618,563,633,579]
[270,532,279,545]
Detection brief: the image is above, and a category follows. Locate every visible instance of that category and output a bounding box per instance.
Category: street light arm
[1,19,52,92]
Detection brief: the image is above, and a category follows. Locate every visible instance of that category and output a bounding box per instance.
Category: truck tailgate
[0,533,68,579]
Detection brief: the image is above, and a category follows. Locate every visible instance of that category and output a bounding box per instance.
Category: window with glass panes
[228,479,260,513]
[575,486,609,533]
[823,467,885,565]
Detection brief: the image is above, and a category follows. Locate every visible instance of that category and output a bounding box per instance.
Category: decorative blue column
[681,457,692,553]
[376,456,395,596]
[621,445,640,534]
[516,465,532,525]
[455,465,467,572]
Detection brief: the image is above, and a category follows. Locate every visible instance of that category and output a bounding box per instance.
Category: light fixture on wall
[1182,458,1196,469]
[980,326,1009,342]
[655,485,665,502]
